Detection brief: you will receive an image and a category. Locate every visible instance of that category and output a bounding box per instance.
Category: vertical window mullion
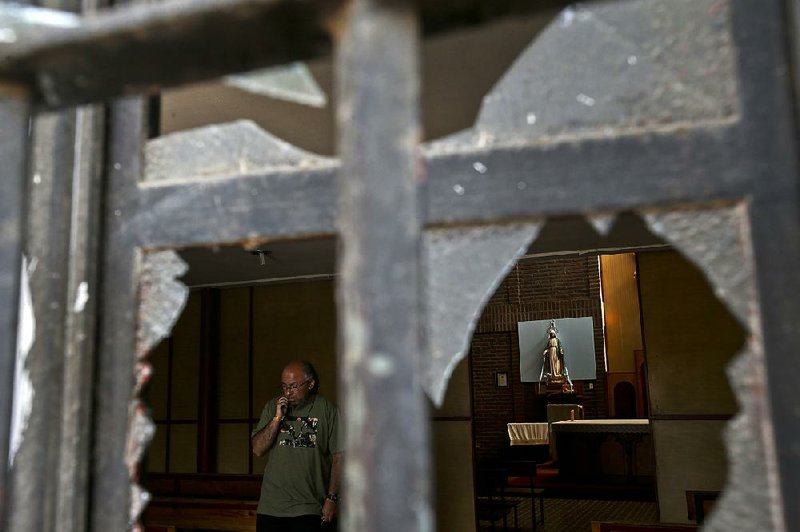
[248,286,254,476]
[165,336,174,473]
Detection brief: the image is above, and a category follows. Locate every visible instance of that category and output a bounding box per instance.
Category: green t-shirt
[252,394,341,517]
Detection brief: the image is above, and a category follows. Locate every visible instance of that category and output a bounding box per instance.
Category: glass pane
[219,287,250,420]
[145,424,167,473]
[169,424,198,473]
[223,63,327,108]
[423,222,541,406]
[147,340,170,421]
[170,291,200,420]
[466,0,736,143]
[216,423,250,474]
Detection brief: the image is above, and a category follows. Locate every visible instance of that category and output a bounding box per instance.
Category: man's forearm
[252,416,282,456]
[328,452,343,495]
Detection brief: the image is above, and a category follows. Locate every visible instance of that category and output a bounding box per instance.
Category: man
[252,360,342,531]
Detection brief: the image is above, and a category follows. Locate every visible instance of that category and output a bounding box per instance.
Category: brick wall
[471,255,607,461]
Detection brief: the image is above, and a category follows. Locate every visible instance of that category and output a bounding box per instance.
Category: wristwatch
[326,493,339,503]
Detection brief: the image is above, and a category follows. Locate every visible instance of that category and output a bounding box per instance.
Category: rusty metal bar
[422,125,750,225]
[0,0,561,111]
[0,93,30,532]
[0,0,564,109]
[7,109,81,532]
[132,165,338,247]
[130,123,752,249]
[55,103,105,532]
[91,96,146,532]
[6,0,107,526]
[731,0,800,528]
[336,2,431,531]
[0,0,339,110]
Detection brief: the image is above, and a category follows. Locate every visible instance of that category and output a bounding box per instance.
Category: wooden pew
[142,474,262,532]
[591,522,697,532]
[144,498,257,532]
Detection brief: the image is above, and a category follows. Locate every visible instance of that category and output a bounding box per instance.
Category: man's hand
[321,498,337,525]
[252,399,288,457]
[276,397,288,419]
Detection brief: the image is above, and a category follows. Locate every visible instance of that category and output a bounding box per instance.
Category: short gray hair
[300,360,320,394]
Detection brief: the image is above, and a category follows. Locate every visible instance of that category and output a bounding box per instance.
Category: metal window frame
[0,0,798,531]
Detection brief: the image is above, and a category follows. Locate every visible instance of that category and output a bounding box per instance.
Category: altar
[506,422,550,462]
[551,419,653,484]
[507,422,549,446]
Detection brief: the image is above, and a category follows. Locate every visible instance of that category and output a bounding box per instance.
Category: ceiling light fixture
[249,249,271,266]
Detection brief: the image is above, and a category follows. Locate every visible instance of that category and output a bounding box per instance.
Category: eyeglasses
[281,379,310,392]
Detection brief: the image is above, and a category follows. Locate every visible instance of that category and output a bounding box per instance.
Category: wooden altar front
[552,420,654,485]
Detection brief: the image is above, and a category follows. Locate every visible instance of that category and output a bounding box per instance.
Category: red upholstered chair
[476,465,521,532]
[504,459,545,530]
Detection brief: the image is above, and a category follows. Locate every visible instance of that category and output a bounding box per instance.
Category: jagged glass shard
[426,0,736,154]
[9,256,35,468]
[129,482,151,530]
[708,340,774,532]
[586,212,617,236]
[224,62,327,108]
[638,204,752,326]
[132,251,189,528]
[0,4,79,44]
[127,402,154,527]
[137,250,189,358]
[423,222,542,405]
[145,119,334,182]
[126,401,155,476]
[639,204,775,532]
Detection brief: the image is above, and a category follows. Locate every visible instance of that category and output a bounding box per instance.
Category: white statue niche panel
[518,317,597,383]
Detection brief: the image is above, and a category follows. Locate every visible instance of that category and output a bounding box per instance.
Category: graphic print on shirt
[279,417,319,448]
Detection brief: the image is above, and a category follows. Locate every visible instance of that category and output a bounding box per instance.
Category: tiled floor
[479,497,659,532]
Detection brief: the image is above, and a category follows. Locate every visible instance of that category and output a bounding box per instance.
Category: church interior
[139,223,740,532]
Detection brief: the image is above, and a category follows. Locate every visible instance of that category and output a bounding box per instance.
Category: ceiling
[177,213,667,287]
[178,238,337,287]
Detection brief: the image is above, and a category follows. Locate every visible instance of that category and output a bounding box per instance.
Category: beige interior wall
[251,280,338,412]
[639,251,740,416]
[433,420,475,531]
[432,358,475,532]
[638,250,743,523]
[651,420,728,522]
[434,357,470,417]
